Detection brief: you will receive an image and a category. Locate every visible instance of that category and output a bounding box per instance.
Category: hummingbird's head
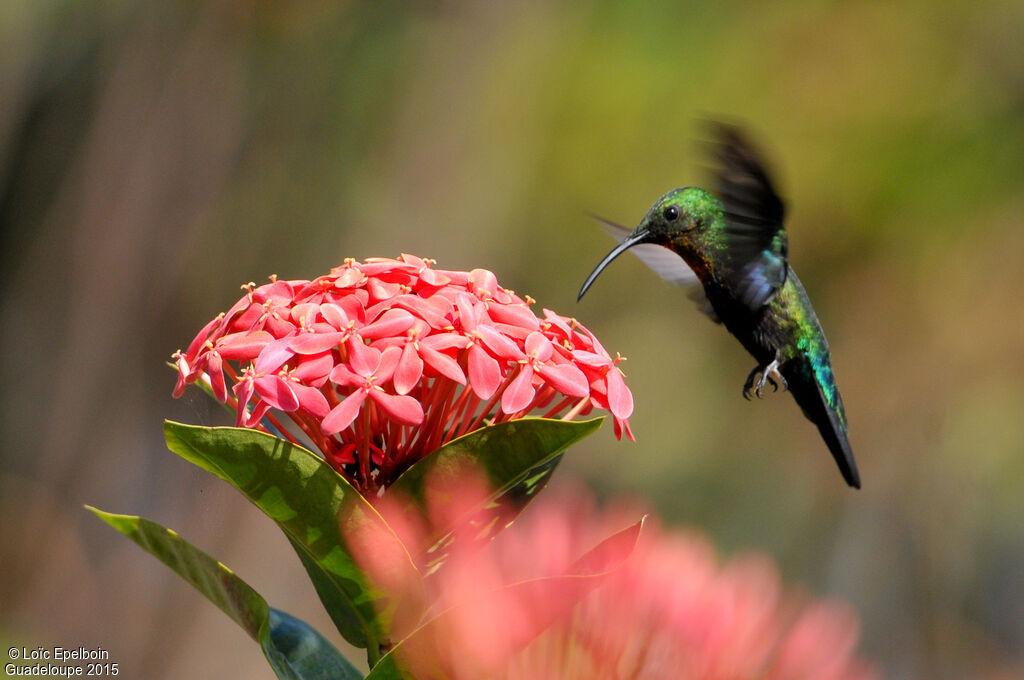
[640,187,721,244]
[578,187,722,300]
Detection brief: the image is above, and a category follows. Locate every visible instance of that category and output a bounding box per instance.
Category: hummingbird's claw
[743,369,757,400]
[743,360,787,400]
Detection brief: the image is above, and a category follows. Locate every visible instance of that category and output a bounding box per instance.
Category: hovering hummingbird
[578,123,860,488]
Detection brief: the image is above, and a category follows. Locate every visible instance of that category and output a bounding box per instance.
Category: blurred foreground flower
[361,484,880,680]
[172,255,633,490]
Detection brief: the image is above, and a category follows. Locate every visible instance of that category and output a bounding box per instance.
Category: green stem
[366,635,382,668]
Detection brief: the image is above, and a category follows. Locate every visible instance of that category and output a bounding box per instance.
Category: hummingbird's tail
[784,366,861,489]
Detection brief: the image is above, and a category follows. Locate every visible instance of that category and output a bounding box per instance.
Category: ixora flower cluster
[360,486,880,680]
[173,255,633,489]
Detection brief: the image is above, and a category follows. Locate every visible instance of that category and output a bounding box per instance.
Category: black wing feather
[708,123,790,310]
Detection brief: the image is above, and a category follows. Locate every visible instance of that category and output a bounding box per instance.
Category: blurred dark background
[1,1,1022,678]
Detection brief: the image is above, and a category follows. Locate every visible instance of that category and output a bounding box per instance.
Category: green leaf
[392,418,602,503]
[287,536,372,654]
[389,417,603,567]
[163,421,420,660]
[87,507,363,680]
[364,516,645,680]
[265,609,363,680]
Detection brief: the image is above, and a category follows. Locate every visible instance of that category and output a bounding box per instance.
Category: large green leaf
[364,516,645,680]
[163,421,420,662]
[388,418,603,567]
[88,508,362,680]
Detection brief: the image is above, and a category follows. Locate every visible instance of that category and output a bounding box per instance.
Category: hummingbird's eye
[662,205,679,221]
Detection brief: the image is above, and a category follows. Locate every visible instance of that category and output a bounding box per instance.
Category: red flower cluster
[173,255,633,489]
[361,484,880,680]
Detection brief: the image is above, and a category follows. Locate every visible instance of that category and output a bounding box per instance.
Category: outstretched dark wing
[709,122,789,310]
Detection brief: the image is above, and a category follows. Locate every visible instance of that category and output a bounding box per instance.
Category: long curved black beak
[577,228,651,301]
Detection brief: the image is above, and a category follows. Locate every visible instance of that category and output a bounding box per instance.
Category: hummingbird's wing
[590,215,720,323]
[710,123,789,311]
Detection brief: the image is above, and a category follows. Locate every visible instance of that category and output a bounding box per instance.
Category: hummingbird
[578,123,860,488]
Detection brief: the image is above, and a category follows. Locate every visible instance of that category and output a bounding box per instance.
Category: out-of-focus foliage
[89,507,364,680]
[1,1,1021,678]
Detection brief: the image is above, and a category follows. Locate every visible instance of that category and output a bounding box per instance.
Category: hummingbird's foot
[743,360,788,400]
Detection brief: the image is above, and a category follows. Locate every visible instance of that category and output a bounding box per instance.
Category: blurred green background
[1,1,1022,678]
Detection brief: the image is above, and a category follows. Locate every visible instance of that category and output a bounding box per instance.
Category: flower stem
[463,363,519,435]
[358,402,372,490]
[562,395,591,421]
[542,395,574,419]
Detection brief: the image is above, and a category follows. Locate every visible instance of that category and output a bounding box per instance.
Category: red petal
[468,344,501,399]
[487,303,540,331]
[289,280,320,303]
[216,330,274,360]
[536,362,590,397]
[233,376,255,418]
[293,352,335,384]
[231,303,263,332]
[418,267,450,287]
[221,294,254,329]
[347,339,381,377]
[322,390,367,434]
[361,308,415,339]
[421,332,470,351]
[455,293,480,330]
[334,267,366,288]
[255,338,295,374]
[319,302,350,329]
[525,331,553,361]
[374,346,403,384]
[172,353,190,398]
[184,314,224,362]
[417,294,454,325]
[264,314,297,338]
[373,295,450,329]
[329,364,361,387]
[290,302,319,326]
[368,390,424,425]
[367,277,402,302]
[252,280,295,305]
[360,258,412,276]
[577,326,604,354]
[288,331,345,354]
[323,296,366,326]
[493,322,532,342]
[571,349,611,368]
[500,365,536,414]
[542,309,574,340]
[435,269,470,287]
[420,345,466,384]
[613,417,634,441]
[254,374,300,411]
[606,367,634,420]
[477,325,525,360]
[292,383,330,418]
[393,343,424,395]
[244,400,273,428]
[399,253,426,268]
[208,352,227,402]
[468,268,499,298]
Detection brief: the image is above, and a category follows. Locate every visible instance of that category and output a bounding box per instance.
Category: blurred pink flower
[363,484,880,680]
[172,255,633,490]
